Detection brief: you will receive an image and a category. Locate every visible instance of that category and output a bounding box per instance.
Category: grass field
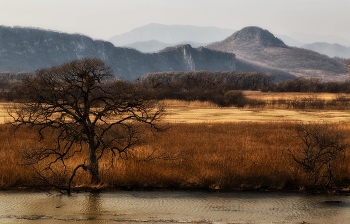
[1,93,350,192]
[243,91,341,101]
[2,91,350,124]
[1,122,349,191]
[163,106,350,123]
[161,98,350,123]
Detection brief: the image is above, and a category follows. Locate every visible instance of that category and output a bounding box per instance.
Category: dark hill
[0,26,236,80]
[208,26,347,80]
[223,26,287,48]
[0,26,295,81]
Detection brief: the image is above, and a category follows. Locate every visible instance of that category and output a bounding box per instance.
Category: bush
[224,90,247,107]
[288,122,347,189]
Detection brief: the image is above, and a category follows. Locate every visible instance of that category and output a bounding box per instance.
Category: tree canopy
[10,58,164,193]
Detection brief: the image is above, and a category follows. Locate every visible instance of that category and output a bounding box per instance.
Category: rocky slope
[0,26,237,80]
[207,26,347,80]
[0,26,295,81]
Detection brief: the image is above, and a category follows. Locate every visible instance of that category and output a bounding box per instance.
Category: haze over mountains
[109,23,235,47]
[0,25,295,81]
[0,24,347,82]
[123,40,205,54]
[0,26,243,80]
[109,24,350,59]
[301,42,350,59]
[288,32,350,47]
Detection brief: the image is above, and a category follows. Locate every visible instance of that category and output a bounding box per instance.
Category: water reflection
[0,191,350,224]
[83,193,102,220]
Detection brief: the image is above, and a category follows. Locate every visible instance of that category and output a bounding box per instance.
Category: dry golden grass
[159,93,350,123]
[244,91,350,110]
[0,103,10,124]
[1,95,350,191]
[2,96,350,124]
[163,107,350,123]
[243,91,341,101]
[159,99,219,108]
[163,101,350,123]
[1,122,350,191]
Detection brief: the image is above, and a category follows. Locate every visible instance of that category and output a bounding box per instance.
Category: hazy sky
[1,0,349,41]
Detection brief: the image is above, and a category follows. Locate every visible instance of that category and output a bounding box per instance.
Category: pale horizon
[1,0,349,42]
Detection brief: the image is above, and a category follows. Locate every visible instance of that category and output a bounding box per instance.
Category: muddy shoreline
[2,184,350,196]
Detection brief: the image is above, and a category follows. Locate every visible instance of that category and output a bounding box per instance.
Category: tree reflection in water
[84,193,102,220]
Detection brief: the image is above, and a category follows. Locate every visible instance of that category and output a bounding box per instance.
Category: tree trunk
[88,144,100,185]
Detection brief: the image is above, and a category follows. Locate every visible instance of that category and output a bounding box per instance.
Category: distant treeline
[137,71,350,106]
[0,72,33,89]
[139,71,350,93]
[137,71,272,106]
[270,77,350,93]
[139,71,273,90]
[2,70,350,106]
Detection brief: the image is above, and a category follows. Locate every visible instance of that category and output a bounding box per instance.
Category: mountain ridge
[108,24,350,61]
[221,26,287,48]
[123,40,207,53]
[0,25,296,81]
[289,32,350,46]
[302,42,350,59]
[109,23,235,46]
[207,26,347,80]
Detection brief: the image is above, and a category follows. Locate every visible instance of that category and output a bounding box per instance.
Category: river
[1,190,350,223]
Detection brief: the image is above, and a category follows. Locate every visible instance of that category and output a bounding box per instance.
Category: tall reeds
[0,122,349,191]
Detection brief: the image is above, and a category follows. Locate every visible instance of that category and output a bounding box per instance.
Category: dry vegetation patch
[160,93,350,123]
[1,94,350,191]
[163,106,350,123]
[2,95,350,124]
[1,122,350,191]
[243,91,339,101]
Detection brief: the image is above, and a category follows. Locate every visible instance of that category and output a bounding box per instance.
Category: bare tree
[288,122,346,188]
[10,58,164,193]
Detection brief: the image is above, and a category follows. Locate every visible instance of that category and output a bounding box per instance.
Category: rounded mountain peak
[225,26,287,47]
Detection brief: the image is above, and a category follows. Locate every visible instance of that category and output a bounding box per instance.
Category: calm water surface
[1,190,350,224]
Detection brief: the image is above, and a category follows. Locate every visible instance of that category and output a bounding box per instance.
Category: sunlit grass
[163,107,350,123]
[2,93,350,124]
[159,99,218,108]
[1,122,350,191]
[1,94,350,191]
[159,92,350,123]
[243,91,341,101]
[244,91,350,110]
